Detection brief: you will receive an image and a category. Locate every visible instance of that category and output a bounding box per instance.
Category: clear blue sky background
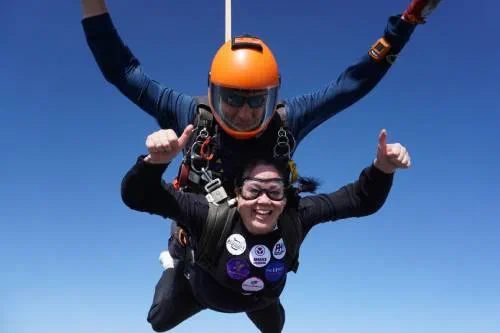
[2,1,499,332]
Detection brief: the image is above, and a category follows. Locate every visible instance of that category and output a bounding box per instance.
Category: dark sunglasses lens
[221,90,245,107]
[247,95,266,108]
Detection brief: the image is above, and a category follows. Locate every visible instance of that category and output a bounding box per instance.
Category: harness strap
[196,203,237,271]
[278,207,303,273]
[276,102,287,126]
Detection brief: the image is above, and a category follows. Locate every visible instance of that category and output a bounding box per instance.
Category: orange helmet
[208,35,280,139]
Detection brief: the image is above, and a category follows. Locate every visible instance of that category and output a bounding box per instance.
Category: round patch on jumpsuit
[226,233,246,255]
[272,238,286,260]
[226,258,251,281]
[265,261,286,282]
[242,277,264,292]
[249,244,271,267]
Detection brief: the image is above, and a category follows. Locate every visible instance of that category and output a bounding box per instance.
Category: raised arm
[283,0,449,145]
[80,0,196,133]
[285,15,416,144]
[120,126,207,234]
[299,129,411,234]
[121,156,206,234]
[121,156,170,217]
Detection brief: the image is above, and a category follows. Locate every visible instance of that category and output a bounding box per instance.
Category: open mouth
[254,209,272,219]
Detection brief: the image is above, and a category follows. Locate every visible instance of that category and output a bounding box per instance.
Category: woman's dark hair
[234,156,320,197]
[295,177,320,194]
[235,156,288,186]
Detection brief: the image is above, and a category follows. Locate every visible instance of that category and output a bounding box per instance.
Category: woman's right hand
[144,125,194,164]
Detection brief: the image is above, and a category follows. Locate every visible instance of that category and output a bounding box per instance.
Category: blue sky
[2,1,499,332]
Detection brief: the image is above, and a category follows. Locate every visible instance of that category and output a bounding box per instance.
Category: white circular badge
[272,238,286,260]
[242,277,264,292]
[249,244,271,267]
[226,234,246,255]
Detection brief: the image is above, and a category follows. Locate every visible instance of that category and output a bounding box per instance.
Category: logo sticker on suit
[265,261,286,282]
[249,244,271,267]
[226,234,246,255]
[242,277,264,292]
[226,258,251,280]
[272,238,286,259]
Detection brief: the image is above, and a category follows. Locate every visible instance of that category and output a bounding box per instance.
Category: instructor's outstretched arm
[80,0,195,133]
[286,0,443,145]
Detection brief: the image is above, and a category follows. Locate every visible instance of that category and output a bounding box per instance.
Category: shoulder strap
[181,96,214,153]
[194,95,210,107]
[196,202,238,272]
[193,96,214,129]
[278,207,303,273]
[276,100,287,126]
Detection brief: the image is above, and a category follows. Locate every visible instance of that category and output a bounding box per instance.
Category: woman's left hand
[373,129,412,174]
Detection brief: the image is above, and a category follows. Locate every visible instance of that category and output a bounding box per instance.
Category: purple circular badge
[264,261,285,282]
[226,258,251,281]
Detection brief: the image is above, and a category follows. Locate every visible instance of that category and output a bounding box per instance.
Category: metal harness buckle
[202,168,228,205]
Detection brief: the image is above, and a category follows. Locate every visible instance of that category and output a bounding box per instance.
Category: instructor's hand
[373,129,411,174]
[144,125,194,164]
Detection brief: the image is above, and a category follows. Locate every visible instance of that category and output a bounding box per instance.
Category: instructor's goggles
[240,177,286,201]
[219,89,267,108]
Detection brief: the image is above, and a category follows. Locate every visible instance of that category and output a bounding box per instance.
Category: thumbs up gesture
[144,125,194,164]
[374,129,411,174]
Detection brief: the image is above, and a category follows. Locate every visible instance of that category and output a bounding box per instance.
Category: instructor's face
[236,164,287,235]
[221,101,265,131]
[220,90,266,131]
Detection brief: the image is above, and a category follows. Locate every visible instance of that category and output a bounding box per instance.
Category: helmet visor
[210,84,278,133]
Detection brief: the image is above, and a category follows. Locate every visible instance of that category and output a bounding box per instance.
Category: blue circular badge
[226,258,251,281]
[264,261,285,282]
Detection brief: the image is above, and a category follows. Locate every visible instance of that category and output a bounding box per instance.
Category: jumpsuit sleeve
[120,155,208,236]
[298,165,394,236]
[284,15,417,144]
[81,13,197,134]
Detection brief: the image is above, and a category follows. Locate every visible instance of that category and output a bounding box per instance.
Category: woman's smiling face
[236,163,287,235]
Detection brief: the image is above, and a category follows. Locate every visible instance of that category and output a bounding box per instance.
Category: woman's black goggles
[240,177,286,201]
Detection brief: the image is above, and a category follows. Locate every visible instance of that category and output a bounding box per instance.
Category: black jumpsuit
[121,156,394,332]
